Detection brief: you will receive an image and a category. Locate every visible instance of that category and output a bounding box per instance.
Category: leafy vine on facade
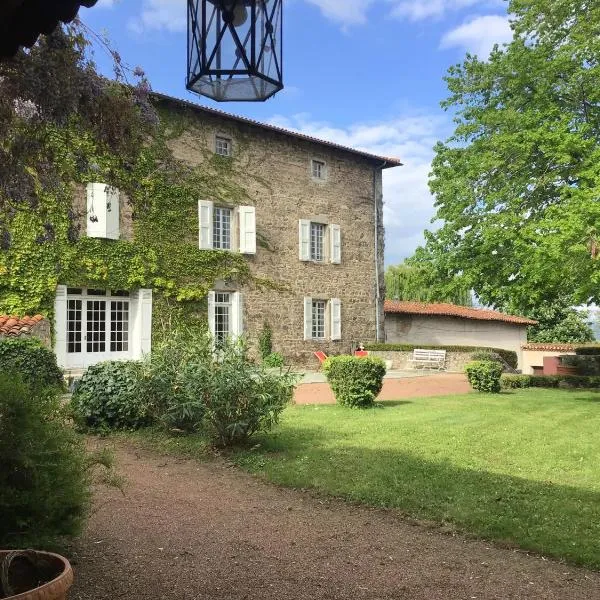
[0,24,269,340]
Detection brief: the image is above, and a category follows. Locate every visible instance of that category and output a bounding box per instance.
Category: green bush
[465,360,503,393]
[365,343,518,370]
[561,354,600,375]
[323,355,386,408]
[137,329,213,431]
[202,340,297,446]
[574,346,600,355]
[501,374,600,390]
[0,375,90,548]
[0,337,63,389]
[263,352,284,368]
[258,322,273,359]
[71,361,150,431]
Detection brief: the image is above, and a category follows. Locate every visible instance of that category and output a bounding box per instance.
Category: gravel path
[70,441,600,600]
[294,373,471,404]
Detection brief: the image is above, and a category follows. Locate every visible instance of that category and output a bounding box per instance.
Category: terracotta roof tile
[0,314,45,337]
[151,92,403,169]
[384,301,537,326]
[521,343,576,351]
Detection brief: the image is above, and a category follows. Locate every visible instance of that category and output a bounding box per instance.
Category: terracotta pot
[0,551,73,600]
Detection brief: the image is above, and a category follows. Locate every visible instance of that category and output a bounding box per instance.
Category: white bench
[408,349,447,371]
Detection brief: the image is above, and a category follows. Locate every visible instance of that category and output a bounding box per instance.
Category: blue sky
[83,0,512,265]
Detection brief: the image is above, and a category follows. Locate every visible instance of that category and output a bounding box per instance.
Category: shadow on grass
[375,400,413,408]
[236,424,600,569]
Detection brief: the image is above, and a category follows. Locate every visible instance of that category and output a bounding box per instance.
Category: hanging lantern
[187,0,283,102]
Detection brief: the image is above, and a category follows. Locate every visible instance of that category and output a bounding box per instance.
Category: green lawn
[232,389,600,569]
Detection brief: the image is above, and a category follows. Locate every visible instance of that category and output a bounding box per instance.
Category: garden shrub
[137,329,213,431]
[561,354,600,375]
[323,355,386,408]
[263,352,284,368]
[71,361,150,431]
[0,337,63,389]
[501,373,600,390]
[574,346,600,355]
[203,340,297,446]
[364,343,518,370]
[258,322,273,359]
[0,374,90,548]
[465,360,503,393]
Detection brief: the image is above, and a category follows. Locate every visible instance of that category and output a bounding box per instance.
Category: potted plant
[0,550,73,600]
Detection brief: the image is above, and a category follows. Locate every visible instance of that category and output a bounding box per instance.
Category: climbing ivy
[0,24,272,340]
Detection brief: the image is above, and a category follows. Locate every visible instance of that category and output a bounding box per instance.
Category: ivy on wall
[0,25,274,342]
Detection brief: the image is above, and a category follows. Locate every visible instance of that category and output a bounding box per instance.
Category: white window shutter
[86,183,106,238]
[299,219,311,261]
[330,298,342,341]
[198,200,214,249]
[303,297,312,341]
[139,289,153,356]
[231,292,243,338]
[105,186,120,240]
[54,285,67,368]
[330,224,341,264]
[207,291,216,338]
[238,206,256,254]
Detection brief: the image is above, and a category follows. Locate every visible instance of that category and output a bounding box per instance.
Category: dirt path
[70,442,600,600]
[294,373,471,404]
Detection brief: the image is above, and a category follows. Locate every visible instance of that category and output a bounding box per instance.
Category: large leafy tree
[526,301,595,343]
[425,0,600,313]
[385,260,472,306]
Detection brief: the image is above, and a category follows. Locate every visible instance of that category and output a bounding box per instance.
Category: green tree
[527,302,595,343]
[424,0,600,313]
[385,260,472,306]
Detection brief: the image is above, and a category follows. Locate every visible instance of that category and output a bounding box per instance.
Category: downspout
[373,160,388,342]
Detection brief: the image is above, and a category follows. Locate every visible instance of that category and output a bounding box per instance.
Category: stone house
[384,300,537,369]
[53,93,401,370]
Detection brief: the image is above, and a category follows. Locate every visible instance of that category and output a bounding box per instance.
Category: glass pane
[312,300,326,339]
[110,300,129,352]
[310,223,325,261]
[86,300,106,353]
[67,299,82,353]
[213,207,232,250]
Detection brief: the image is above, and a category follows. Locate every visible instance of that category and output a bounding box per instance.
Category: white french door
[65,289,131,369]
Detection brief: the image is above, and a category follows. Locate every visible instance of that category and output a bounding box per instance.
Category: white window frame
[215,135,232,157]
[208,290,243,342]
[199,201,256,254]
[311,159,326,181]
[299,220,341,264]
[303,297,342,341]
[213,205,233,250]
[310,222,326,262]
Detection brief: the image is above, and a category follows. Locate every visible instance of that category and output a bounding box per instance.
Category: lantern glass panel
[187,0,283,102]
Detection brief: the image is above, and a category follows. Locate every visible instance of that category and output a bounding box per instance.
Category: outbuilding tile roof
[0,314,46,337]
[521,343,576,351]
[384,300,537,326]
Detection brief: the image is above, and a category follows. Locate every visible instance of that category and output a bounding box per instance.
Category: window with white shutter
[330,224,341,264]
[238,206,256,254]
[199,200,214,249]
[87,183,120,240]
[330,298,341,340]
[209,291,243,342]
[303,297,312,340]
[299,220,311,261]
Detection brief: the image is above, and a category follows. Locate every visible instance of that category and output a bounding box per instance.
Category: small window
[310,222,325,261]
[214,292,232,343]
[311,300,326,340]
[87,289,106,296]
[312,159,325,179]
[213,206,232,250]
[215,136,232,157]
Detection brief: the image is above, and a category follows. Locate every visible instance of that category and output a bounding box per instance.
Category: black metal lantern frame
[187,0,283,102]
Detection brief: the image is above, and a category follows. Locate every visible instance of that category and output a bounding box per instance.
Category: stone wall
[160,97,387,366]
[369,350,481,373]
[385,313,528,369]
[0,319,51,347]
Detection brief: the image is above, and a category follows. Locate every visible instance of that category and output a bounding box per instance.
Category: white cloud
[129,0,185,34]
[267,112,449,263]
[440,14,512,57]
[302,0,376,26]
[389,0,483,21]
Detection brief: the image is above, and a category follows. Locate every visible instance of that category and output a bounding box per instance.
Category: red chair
[354,350,368,357]
[314,350,328,364]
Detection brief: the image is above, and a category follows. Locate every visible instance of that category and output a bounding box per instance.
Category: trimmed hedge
[323,355,386,408]
[561,354,600,375]
[0,337,63,389]
[574,346,600,356]
[501,374,600,390]
[365,343,518,370]
[465,360,503,393]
